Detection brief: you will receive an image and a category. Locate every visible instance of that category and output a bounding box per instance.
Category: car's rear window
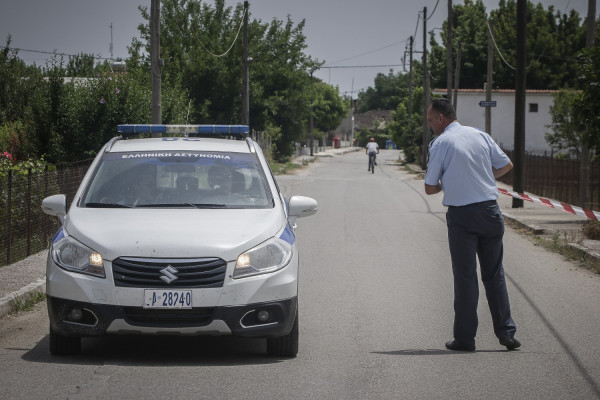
[81,151,273,209]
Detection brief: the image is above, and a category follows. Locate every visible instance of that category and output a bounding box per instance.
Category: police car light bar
[117,124,249,138]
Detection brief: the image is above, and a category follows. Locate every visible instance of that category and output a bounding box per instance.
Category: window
[529,103,538,112]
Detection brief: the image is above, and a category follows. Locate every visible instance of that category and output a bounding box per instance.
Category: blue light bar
[117,124,249,137]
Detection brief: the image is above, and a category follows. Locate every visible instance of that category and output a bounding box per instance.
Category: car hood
[63,207,287,261]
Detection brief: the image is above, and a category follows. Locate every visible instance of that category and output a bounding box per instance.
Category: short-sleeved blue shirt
[424,122,511,207]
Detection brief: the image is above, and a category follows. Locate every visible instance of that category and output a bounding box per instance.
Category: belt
[448,200,497,208]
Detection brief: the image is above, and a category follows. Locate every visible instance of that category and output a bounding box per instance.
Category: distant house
[433,88,557,156]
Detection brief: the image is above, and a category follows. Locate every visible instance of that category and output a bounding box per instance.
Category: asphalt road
[0,149,599,399]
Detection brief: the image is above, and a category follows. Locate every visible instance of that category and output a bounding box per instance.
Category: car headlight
[51,230,105,278]
[233,237,293,279]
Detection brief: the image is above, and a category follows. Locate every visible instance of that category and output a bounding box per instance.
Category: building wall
[436,89,556,156]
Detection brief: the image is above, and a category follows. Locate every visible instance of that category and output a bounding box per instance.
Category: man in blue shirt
[424,98,520,352]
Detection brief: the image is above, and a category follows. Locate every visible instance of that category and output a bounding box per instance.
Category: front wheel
[266,313,298,357]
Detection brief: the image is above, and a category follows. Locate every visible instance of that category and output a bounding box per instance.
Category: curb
[0,278,46,319]
[502,212,545,235]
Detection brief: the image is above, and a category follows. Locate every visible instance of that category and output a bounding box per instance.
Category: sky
[0,0,593,97]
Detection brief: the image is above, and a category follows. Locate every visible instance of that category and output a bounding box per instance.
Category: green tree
[387,86,424,163]
[66,53,96,77]
[130,0,342,161]
[545,89,583,157]
[574,42,600,155]
[357,70,410,112]
[428,0,588,91]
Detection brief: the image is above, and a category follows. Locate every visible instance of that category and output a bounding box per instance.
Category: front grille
[112,257,226,288]
[122,307,214,327]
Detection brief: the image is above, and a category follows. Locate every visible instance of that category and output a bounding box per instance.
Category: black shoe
[445,340,475,352]
[499,337,521,350]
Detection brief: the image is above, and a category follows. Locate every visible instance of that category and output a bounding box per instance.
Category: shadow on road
[20,334,288,366]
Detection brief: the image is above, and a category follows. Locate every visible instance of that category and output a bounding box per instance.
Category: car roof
[108,137,253,154]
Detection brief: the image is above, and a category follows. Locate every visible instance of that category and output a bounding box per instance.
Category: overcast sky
[0,0,593,96]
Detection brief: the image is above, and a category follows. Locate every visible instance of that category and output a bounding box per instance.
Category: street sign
[479,101,497,107]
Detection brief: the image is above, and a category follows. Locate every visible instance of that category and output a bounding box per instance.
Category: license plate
[144,289,192,309]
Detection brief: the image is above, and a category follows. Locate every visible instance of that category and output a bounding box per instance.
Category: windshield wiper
[85,202,132,208]
[134,203,228,208]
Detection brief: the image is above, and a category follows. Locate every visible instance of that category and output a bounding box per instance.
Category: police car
[41,124,318,357]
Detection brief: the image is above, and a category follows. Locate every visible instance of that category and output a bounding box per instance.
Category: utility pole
[109,23,113,60]
[486,19,493,135]
[513,0,527,208]
[453,40,461,111]
[579,0,596,208]
[151,0,162,136]
[408,35,414,117]
[421,6,430,170]
[241,1,249,126]
[446,0,453,100]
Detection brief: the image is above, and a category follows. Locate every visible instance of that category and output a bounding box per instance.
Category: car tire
[266,312,298,357]
[49,327,81,355]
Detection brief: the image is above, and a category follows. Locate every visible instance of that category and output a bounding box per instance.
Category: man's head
[370,137,375,142]
[427,98,457,136]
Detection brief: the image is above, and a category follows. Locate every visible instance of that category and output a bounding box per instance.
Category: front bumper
[48,295,297,339]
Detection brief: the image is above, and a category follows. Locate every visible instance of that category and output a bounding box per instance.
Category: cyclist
[365,137,379,172]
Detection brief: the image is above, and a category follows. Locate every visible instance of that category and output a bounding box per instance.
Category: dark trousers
[446,200,516,346]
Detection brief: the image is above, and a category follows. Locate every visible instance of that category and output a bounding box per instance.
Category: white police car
[41,124,318,357]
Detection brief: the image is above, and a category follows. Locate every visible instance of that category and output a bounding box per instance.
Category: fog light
[257,310,270,322]
[69,308,83,321]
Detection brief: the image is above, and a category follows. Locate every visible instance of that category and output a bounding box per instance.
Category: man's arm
[424,182,442,195]
[493,161,513,179]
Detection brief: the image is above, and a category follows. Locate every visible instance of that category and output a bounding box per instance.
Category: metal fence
[0,161,92,267]
[498,150,600,211]
[4,146,598,268]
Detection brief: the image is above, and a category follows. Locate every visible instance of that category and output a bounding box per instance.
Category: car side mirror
[42,194,67,224]
[287,195,318,225]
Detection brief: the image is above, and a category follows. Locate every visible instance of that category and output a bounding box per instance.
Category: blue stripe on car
[280,225,295,245]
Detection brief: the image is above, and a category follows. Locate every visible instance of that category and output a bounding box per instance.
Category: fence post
[7,170,12,265]
[27,168,32,256]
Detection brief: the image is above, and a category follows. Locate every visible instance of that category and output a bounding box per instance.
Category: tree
[66,53,96,77]
[574,42,600,156]
[387,86,424,163]
[130,0,340,161]
[545,89,583,157]
[357,70,410,112]
[428,0,588,90]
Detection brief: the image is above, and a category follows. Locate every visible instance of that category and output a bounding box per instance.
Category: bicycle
[368,152,376,173]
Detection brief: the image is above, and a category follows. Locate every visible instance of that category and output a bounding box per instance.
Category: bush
[582,221,600,240]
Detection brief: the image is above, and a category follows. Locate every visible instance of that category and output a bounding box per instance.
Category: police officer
[424,98,520,352]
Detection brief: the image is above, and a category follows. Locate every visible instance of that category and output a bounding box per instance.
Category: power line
[321,64,403,69]
[425,0,441,21]
[194,7,247,58]
[325,41,406,66]
[5,47,113,61]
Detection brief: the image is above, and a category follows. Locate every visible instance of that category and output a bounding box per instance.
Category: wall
[435,89,557,156]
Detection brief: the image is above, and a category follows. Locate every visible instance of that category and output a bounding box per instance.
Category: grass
[506,221,600,275]
[9,291,46,314]
[269,158,312,175]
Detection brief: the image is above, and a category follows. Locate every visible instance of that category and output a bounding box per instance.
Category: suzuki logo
[159,265,179,284]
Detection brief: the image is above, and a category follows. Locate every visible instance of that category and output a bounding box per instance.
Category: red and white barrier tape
[498,187,600,221]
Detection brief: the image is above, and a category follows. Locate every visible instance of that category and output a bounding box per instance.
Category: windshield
[81,150,273,209]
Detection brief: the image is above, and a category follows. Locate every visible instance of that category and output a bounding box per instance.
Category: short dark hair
[430,98,456,121]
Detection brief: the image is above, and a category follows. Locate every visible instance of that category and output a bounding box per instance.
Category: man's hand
[424,183,442,195]
[493,161,513,179]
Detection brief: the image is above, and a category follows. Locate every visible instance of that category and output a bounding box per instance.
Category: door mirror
[42,194,67,224]
[287,196,318,225]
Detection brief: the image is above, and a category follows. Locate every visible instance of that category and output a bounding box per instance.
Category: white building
[433,89,557,156]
